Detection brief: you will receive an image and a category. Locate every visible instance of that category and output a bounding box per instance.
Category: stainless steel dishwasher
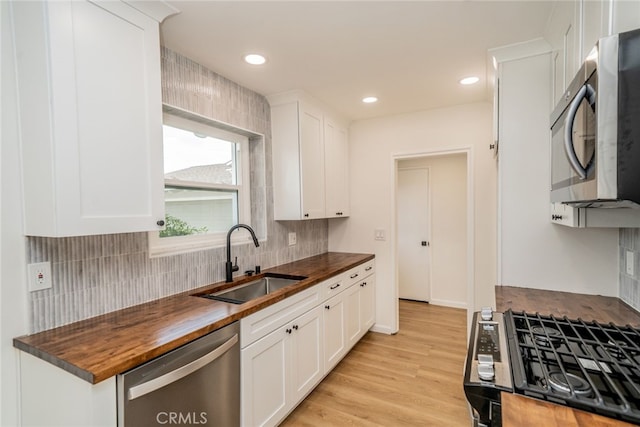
[117,321,240,426]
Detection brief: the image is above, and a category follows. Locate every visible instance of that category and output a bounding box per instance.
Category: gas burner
[531,325,563,348]
[606,339,631,360]
[547,371,593,397]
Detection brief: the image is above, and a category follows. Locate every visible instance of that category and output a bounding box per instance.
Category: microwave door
[550,78,597,204]
[564,83,596,180]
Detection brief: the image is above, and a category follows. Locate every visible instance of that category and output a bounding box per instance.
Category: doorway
[397,167,431,302]
[395,152,469,317]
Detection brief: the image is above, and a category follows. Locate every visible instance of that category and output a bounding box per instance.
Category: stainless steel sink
[200,273,307,304]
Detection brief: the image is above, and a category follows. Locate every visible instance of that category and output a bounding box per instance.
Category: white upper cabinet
[544,0,640,106]
[11,0,175,236]
[268,91,350,220]
[324,116,350,218]
[612,0,640,33]
[582,0,611,59]
[298,102,327,219]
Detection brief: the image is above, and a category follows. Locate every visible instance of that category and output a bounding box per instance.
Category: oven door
[550,69,598,204]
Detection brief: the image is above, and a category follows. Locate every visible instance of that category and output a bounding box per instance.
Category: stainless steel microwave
[550,28,640,208]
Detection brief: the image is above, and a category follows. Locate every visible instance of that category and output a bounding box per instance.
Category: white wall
[328,103,496,333]
[398,155,467,307]
[1,2,30,425]
[498,52,619,296]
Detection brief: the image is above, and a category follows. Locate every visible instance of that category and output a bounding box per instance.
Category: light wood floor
[280,300,470,426]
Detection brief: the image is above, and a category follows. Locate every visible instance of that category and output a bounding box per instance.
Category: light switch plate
[28,262,52,292]
[626,251,635,276]
[288,232,297,246]
[374,229,386,241]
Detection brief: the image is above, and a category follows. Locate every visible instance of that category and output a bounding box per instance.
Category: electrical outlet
[27,262,52,292]
[288,232,297,246]
[374,229,386,241]
[626,251,635,276]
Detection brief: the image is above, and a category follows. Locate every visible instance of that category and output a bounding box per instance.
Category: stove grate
[506,310,640,424]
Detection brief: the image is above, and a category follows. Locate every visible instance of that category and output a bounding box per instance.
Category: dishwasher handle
[128,333,238,401]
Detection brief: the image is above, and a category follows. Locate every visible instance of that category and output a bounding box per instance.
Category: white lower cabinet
[322,293,347,372]
[241,327,288,427]
[19,352,117,426]
[360,274,376,332]
[241,306,323,427]
[241,261,375,426]
[345,283,362,350]
[289,306,324,399]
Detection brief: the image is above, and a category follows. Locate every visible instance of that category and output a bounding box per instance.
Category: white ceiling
[160,1,555,121]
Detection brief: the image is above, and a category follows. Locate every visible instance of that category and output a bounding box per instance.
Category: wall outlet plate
[288,232,297,246]
[28,262,52,292]
[374,229,386,241]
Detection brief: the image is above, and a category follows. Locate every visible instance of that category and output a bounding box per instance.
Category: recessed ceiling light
[362,96,378,104]
[459,76,480,85]
[244,54,266,65]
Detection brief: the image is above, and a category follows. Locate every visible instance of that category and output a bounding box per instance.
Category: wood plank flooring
[280,301,470,426]
[496,286,640,327]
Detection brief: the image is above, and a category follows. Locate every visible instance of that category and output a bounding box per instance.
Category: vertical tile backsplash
[27,48,328,333]
[620,228,640,312]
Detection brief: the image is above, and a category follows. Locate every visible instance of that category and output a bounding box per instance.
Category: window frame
[149,112,252,257]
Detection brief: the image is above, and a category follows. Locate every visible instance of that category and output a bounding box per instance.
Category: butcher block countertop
[13,252,374,384]
[502,393,636,427]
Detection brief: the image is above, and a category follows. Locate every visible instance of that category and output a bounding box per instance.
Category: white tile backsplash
[620,228,640,312]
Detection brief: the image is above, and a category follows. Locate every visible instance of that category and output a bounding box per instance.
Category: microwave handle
[563,83,596,180]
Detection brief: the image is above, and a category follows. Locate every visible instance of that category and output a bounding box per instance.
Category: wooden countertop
[502,392,636,427]
[14,252,374,384]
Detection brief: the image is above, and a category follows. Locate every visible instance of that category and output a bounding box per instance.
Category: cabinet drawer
[344,266,362,288]
[240,285,321,348]
[361,260,375,278]
[342,260,375,289]
[320,274,346,301]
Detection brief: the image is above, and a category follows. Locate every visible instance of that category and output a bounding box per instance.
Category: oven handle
[563,83,596,180]
[127,333,238,401]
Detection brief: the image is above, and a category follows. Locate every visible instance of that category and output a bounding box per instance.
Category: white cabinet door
[298,103,326,219]
[242,306,324,427]
[322,293,346,372]
[360,275,376,333]
[12,0,165,236]
[345,283,362,349]
[612,0,640,34]
[241,329,289,427]
[324,118,349,218]
[289,306,323,399]
[582,0,610,60]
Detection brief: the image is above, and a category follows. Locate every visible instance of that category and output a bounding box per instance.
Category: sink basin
[200,273,307,304]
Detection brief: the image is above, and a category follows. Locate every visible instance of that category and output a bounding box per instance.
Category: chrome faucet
[225,224,260,283]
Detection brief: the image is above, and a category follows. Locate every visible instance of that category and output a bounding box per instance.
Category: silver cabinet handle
[563,83,596,180]
[365,266,372,272]
[128,334,238,401]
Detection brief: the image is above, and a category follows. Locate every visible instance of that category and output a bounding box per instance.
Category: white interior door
[397,168,430,301]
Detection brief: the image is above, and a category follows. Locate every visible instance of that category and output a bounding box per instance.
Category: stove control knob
[477,354,495,381]
[480,307,493,321]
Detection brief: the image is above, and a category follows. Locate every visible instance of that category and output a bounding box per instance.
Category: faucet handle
[232,256,239,272]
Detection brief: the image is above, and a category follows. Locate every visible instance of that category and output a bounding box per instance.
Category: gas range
[463,308,640,427]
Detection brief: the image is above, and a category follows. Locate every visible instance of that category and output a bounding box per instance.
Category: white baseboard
[429,299,468,309]
[369,324,397,335]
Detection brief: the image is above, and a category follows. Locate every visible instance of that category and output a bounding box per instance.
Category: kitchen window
[149,112,251,256]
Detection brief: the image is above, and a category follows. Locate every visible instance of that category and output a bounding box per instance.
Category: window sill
[148,232,265,258]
